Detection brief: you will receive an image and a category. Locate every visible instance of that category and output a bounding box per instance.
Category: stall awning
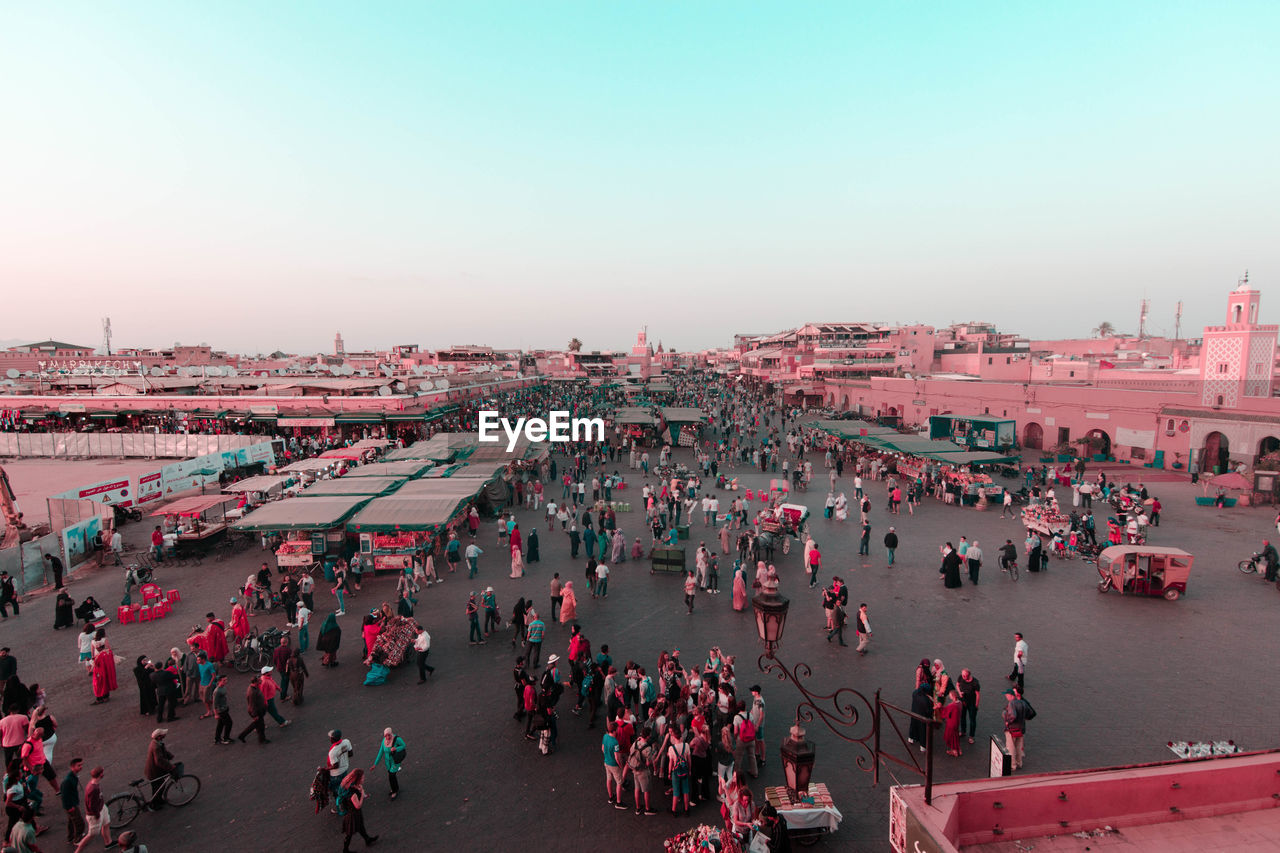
[613,407,658,425]
[344,461,434,479]
[278,458,342,473]
[232,496,371,532]
[89,411,129,419]
[250,413,278,422]
[319,448,371,461]
[334,413,385,424]
[660,407,706,424]
[447,462,510,482]
[384,409,427,422]
[299,476,405,498]
[346,496,470,533]
[929,450,1021,465]
[222,475,289,493]
[188,409,228,419]
[150,495,235,517]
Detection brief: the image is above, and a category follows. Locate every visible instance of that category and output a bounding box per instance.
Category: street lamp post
[751,571,939,804]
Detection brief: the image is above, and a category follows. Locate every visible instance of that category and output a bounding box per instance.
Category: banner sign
[137,471,164,504]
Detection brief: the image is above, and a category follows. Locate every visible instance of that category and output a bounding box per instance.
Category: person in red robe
[90,630,118,703]
[203,613,230,663]
[939,690,963,757]
[230,599,250,642]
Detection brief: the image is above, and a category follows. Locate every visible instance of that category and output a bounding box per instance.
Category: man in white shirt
[1008,633,1028,690]
[701,495,712,526]
[294,604,311,653]
[298,572,315,611]
[413,625,434,682]
[327,730,353,799]
[595,563,610,598]
[109,530,124,566]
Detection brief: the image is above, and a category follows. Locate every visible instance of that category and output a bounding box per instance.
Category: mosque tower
[1199,273,1278,408]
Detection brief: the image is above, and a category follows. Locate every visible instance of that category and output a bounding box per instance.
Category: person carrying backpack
[667,730,693,816]
[370,727,406,800]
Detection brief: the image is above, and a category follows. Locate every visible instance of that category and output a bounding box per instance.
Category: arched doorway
[1258,436,1280,462]
[841,395,850,411]
[1202,431,1230,474]
[1084,429,1111,457]
[1022,422,1044,450]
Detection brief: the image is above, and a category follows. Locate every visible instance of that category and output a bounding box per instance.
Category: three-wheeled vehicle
[1096,545,1194,600]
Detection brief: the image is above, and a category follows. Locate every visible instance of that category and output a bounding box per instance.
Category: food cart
[149,495,237,556]
[298,475,406,499]
[222,475,290,521]
[1021,503,1071,537]
[232,495,372,574]
[347,480,485,573]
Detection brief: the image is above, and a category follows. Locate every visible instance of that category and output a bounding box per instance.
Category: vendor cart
[1021,505,1070,538]
[764,781,842,845]
[369,615,418,667]
[275,540,316,571]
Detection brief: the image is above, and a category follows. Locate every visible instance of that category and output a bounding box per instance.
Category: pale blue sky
[1,2,1275,354]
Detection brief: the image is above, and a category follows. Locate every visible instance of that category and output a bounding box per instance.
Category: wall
[0,433,268,459]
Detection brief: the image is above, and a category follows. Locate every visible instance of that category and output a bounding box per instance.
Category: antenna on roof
[1174,301,1183,340]
[102,317,112,355]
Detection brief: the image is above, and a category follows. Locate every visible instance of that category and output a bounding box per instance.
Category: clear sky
[1,2,1276,355]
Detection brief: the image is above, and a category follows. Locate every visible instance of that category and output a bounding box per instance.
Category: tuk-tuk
[1096,545,1194,600]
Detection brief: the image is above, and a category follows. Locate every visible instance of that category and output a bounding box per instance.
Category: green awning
[89,411,135,419]
[335,413,385,424]
[250,414,277,422]
[188,409,228,419]
[385,409,427,422]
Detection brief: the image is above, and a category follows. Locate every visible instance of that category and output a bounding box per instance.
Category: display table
[764,782,842,838]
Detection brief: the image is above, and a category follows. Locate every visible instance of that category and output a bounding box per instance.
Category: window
[1069,371,1075,378]
[988,357,993,365]
[1216,395,1224,406]
[1218,364,1228,374]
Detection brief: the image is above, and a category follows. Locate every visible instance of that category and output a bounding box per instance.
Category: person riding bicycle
[1261,540,1279,583]
[144,729,182,809]
[999,540,1018,572]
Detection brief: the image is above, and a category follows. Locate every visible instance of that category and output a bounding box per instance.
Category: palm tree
[567,338,583,352]
[1092,322,1115,338]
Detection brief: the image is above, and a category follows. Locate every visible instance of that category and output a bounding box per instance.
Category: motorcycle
[113,505,143,526]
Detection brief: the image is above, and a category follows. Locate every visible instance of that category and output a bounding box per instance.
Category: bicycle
[1238,554,1263,574]
[107,772,202,828]
[1001,557,1019,582]
[233,626,289,673]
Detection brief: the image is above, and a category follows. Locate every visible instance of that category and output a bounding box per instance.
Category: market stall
[1022,502,1071,537]
[319,446,379,463]
[611,407,661,445]
[149,495,237,551]
[232,495,372,572]
[221,474,291,519]
[297,476,406,499]
[659,407,706,447]
[276,457,344,488]
[346,492,474,573]
[342,461,434,479]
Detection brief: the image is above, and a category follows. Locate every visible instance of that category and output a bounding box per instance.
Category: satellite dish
[358,369,369,377]
[341,364,353,376]
[5,369,17,379]
[149,367,163,377]
[380,365,394,377]
[394,381,406,392]
[435,379,450,390]
[418,380,433,391]
[378,386,391,396]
